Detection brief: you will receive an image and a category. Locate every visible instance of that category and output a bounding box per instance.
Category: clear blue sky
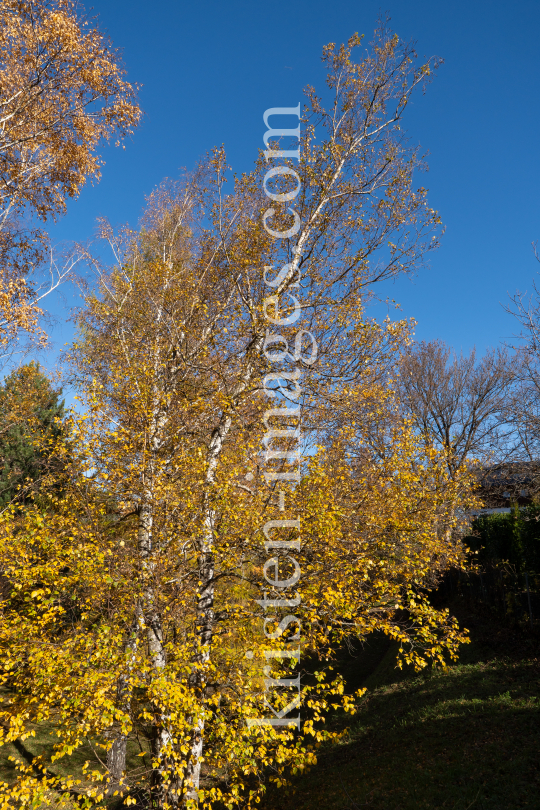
[43,0,540,366]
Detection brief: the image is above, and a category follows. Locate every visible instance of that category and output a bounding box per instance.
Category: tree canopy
[0,22,476,810]
[0,0,141,359]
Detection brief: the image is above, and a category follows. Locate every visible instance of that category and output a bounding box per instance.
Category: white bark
[106,602,142,795]
[183,332,264,805]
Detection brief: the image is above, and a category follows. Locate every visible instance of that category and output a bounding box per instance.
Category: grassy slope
[0,716,147,797]
[1,601,538,810]
[262,602,540,810]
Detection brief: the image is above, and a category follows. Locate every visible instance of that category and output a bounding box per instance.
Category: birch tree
[0,23,475,810]
[0,0,140,354]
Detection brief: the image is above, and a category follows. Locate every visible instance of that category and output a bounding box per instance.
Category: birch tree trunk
[183,332,265,805]
[183,413,231,804]
[106,602,142,795]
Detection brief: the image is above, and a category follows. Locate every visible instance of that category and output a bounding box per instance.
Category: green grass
[261,602,540,810]
[1,601,539,809]
[0,715,148,801]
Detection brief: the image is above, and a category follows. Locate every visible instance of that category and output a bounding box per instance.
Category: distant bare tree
[507,244,540,463]
[398,340,520,479]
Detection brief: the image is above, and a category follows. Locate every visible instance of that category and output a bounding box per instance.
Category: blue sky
[42,0,540,370]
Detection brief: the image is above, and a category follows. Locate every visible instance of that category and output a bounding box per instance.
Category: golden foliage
[0,0,141,224]
[0,21,475,810]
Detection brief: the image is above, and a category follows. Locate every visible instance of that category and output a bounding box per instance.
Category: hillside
[261,601,540,810]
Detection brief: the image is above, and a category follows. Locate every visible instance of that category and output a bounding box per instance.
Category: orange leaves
[0,277,45,348]
[0,0,140,357]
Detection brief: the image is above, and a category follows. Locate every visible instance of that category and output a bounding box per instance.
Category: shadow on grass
[262,612,540,810]
[0,718,149,807]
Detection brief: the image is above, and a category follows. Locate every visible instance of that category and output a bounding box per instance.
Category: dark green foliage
[466,505,540,573]
[0,362,66,507]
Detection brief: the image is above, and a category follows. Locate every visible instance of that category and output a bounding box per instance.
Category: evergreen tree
[0,362,65,507]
